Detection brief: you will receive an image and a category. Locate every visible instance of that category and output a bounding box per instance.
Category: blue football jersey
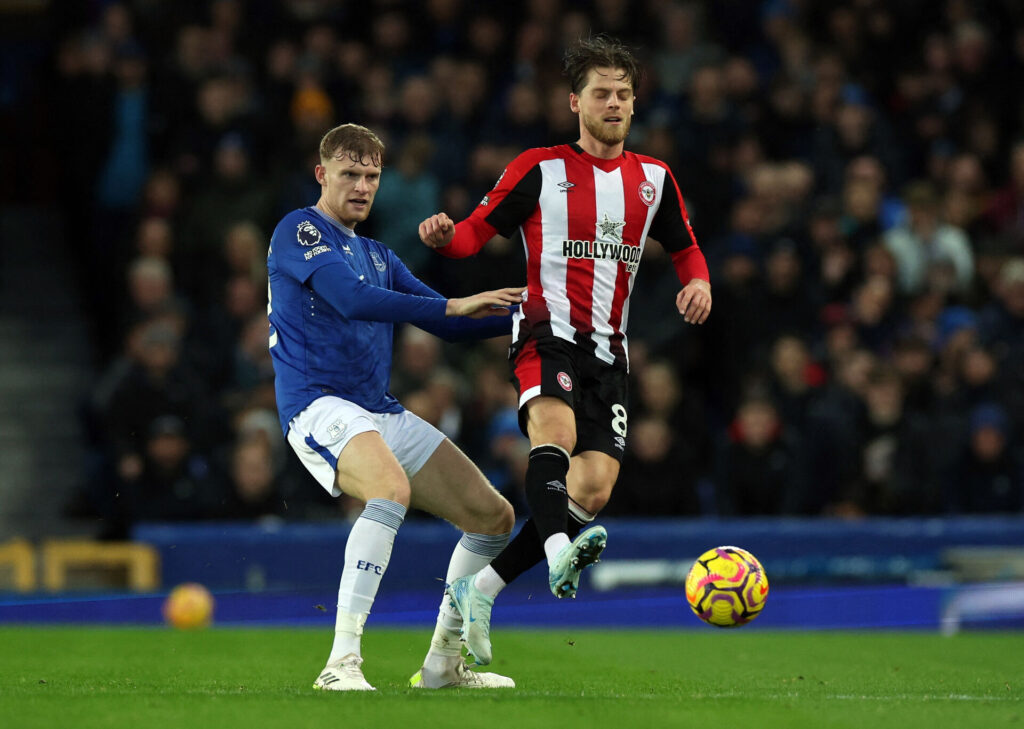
[268,206,432,434]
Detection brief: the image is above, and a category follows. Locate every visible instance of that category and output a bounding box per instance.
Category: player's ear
[314,164,326,185]
[569,93,580,113]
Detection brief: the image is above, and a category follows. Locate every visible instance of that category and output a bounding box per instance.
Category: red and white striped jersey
[444,143,705,370]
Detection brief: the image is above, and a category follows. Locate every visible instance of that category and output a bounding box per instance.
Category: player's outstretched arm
[419,213,455,249]
[446,287,526,319]
[418,212,495,258]
[675,278,712,325]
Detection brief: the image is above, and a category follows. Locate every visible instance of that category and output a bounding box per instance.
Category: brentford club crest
[557,372,573,391]
[638,180,657,207]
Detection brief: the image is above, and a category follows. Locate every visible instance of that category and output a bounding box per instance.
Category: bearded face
[581,103,632,146]
[572,66,634,151]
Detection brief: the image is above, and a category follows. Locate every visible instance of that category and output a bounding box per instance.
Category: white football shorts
[286,396,446,496]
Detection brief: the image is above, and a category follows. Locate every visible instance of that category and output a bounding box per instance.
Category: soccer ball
[163,582,214,629]
[685,546,768,627]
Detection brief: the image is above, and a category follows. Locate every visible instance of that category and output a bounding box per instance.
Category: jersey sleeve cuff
[437,217,496,258]
[670,246,710,285]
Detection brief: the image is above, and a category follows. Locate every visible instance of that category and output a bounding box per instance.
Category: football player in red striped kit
[418,35,711,669]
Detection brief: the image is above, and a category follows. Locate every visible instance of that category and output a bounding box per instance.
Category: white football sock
[328,609,366,663]
[328,498,406,664]
[474,564,507,598]
[544,533,571,567]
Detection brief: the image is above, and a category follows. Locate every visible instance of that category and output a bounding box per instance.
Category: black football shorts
[510,336,629,461]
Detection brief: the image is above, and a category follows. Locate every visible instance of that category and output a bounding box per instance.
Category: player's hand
[446,287,526,318]
[676,278,712,324]
[419,213,455,249]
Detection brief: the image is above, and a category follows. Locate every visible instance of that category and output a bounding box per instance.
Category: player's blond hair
[319,123,385,167]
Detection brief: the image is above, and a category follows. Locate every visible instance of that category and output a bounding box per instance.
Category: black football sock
[566,497,596,538]
[523,444,571,541]
[492,497,595,584]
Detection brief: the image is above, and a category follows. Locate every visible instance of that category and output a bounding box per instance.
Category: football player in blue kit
[267,123,524,691]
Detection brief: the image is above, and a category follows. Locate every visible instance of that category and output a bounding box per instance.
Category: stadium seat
[41,540,160,592]
[0,538,36,592]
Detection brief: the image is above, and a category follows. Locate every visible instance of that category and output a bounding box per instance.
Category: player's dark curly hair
[563,34,643,95]
[319,123,385,166]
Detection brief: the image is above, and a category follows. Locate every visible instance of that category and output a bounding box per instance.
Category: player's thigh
[409,438,514,534]
[333,431,410,505]
[287,396,407,500]
[523,396,577,449]
[512,338,580,450]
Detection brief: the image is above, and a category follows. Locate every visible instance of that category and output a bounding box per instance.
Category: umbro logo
[557,181,575,192]
[546,480,567,494]
[341,244,353,255]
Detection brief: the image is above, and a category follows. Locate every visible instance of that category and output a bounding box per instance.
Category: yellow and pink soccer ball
[162,582,214,629]
[685,546,769,627]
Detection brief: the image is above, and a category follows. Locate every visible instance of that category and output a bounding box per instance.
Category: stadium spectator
[978,258,1024,355]
[758,239,822,350]
[134,216,175,261]
[180,132,276,303]
[219,434,289,522]
[653,3,724,99]
[98,319,220,486]
[765,333,825,440]
[714,395,805,516]
[609,415,703,516]
[884,181,975,297]
[633,359,710,471]
[847,365,940,515]
[371,134,442,274]
[890,334,938,417]
[95,40,150,216]
[121,414,222,523]
[982,140,1024,250]
[946,403,1024,513]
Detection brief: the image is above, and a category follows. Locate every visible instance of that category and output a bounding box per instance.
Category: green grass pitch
[2,626,1021,728]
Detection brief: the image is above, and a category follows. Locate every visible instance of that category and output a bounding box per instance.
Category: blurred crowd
[41,0,1024,536]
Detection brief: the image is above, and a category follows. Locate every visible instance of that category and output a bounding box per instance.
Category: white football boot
[312,653,375,691]
[409,656,515,689]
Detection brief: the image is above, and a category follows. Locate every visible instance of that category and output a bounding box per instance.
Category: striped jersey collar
[569,142,627,172]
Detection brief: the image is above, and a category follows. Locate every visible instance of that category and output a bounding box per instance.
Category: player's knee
[465,493,515,535]
[531,429,576,455]
[526,399,576,453]
[355,475,410,508]
[582,490,611,513]
[492,498,515,533]
[572,485,611,514]
[388,480,412,508]
[570,465,618,513]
